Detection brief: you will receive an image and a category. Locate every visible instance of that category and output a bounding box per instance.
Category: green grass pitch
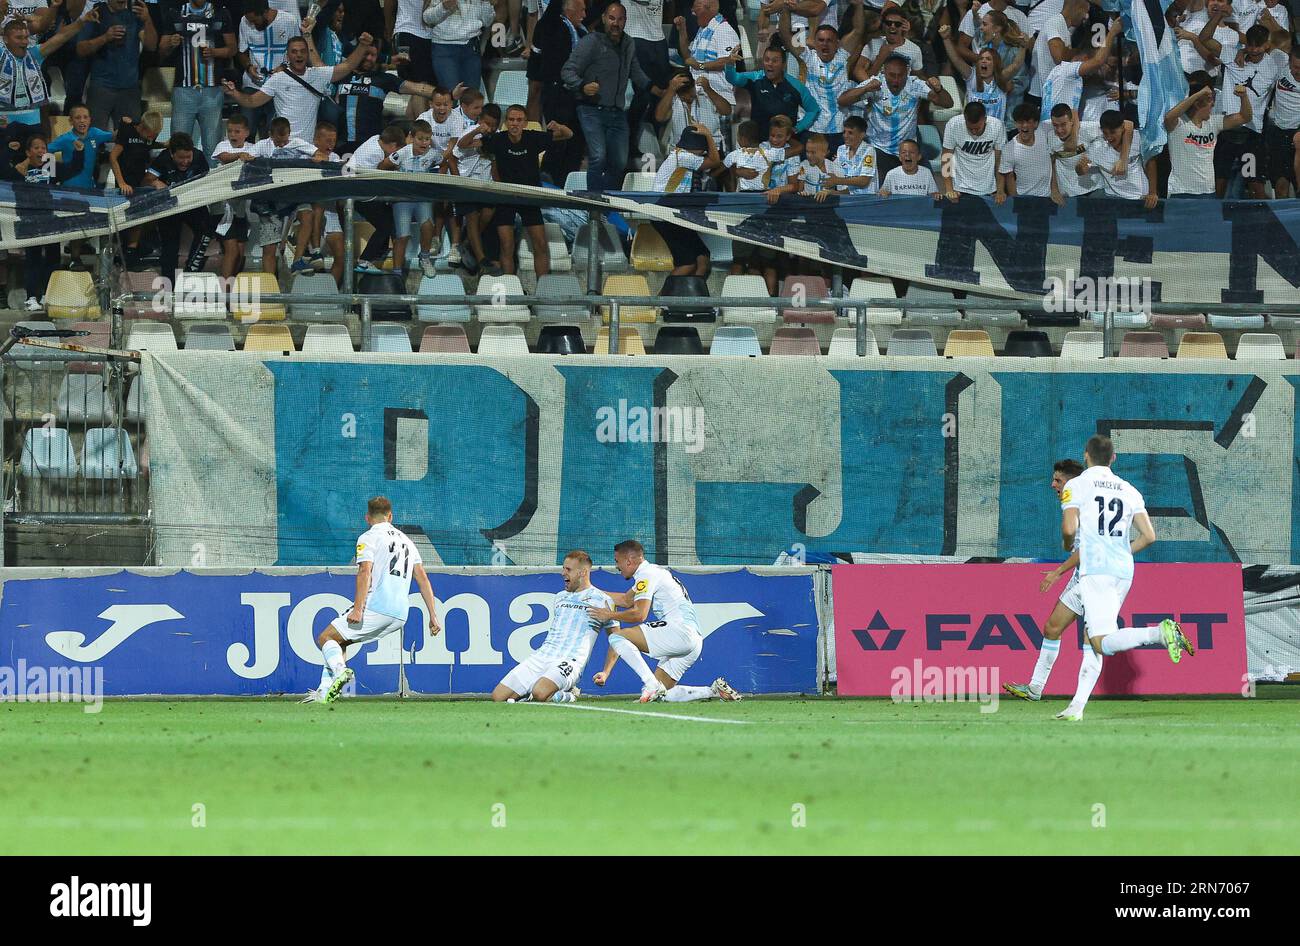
[3,692,1298,855]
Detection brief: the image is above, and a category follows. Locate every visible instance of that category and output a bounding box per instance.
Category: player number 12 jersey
[1062,467,1146,581]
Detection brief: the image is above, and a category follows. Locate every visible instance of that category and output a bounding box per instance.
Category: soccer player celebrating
[1002,458,1084,703]
[492,550,614,704]
[307,497,440,704]
[1052,435,1194,721]
[587,540,742,704]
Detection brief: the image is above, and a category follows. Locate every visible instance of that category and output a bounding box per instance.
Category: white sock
[608,634,656,687]
[550,691,576,703]
[317,664,334,693]
[321,640,347,676]
[664,684,714,703]
[1069,646,1103,712]
[1101,625,1162,656]
[1029,638,1061,695]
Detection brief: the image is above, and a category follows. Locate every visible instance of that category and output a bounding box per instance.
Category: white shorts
[324,211,341,234]
[1058,572,1084,617]
[639,618,703,682]
[330,608,406,645]
[498,653,583,697]
[1077,574,1132,639]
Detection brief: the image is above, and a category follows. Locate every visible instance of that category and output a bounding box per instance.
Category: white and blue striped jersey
[354,522,423,620]
[835,141,878,193]
[631,561,699,632]
[391,143,440,172]
[533,585,613,664]
[1039,60,1084,124]
[966,72,1008,123]
[802,47,852,134]
[760,143,797,187]
[1062,466,1147,581]
[864,75,932,156]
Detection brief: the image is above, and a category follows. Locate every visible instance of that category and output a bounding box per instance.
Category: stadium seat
[1176,331,1228,359]
[419,325,472,353]
[290,273,349,320]
[126,377,143,423]
[1118,331,1168,358]
[533,273,586,322]
[720,275,778,324]
[917,123,943,163]
[230,272,286,322]
[630,225,674,272]
[700,231,735,266]
[902,284,963,326]
[1149,313,1207,329]
[1235,333,1286,360]
[517,223,572,273]
[492,69,529,107]
[67,322,111,373]
[621,172,656,192]
[1208,313,1267,330]
[415,274,472,323]
[477,324,530,356]
[21,427,78,478]
[572,219,629,274]
[365,323,413,353]
[11,321,58,361]
[848,277,903,325]
[45,270,101,319]
[82,427,138,479]
[600,274,658,323]
[474,274,531,323]
[1024,311,1080,328]
[885,329,938,356]
[358,272,410,319]
[659,274,716,322]
[1087,310,1150,329]
[943,329,994,357]
[1003,330,1053,357]
[654,325,704,354]
[301,324,355,354]
[173,272,226,319]
[57,374,115,423]
[243,323,295,352]
[827,326,878,356]
[120,271,169,320]
[769,326,821,355]
[536,325,585,354]
[780,275,836,324]
[709,325,762,356]
[962,305,1022,328]
[593,326,647,355]
[1060,331,1105,359]
[125,321,178,352]
[183,323,236,350]
[564,171,588,191]
[933,75,963,125]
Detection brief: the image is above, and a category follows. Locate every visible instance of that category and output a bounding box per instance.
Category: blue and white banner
[1125,0,1189,161]
[0,568,820,696]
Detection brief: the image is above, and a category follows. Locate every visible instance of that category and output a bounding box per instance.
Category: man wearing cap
[651,124,718,275]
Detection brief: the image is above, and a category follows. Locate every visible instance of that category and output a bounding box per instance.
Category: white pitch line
[524,701,752,725]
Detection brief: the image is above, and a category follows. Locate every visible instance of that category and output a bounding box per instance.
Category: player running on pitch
[306,497,440,703]
[1002,458,1086,703]
[587,539,742,704]
[1051,435,1194,721]
[491,550,614,704]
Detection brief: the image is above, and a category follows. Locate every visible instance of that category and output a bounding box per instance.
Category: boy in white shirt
[417,87,470,266]
[451,103,500,278]
[879,138,939,196]
[790,133,847,201]
[212,114,257,278]
[760,114,804,202]
[941,101,1006,201]
[1164,83,1251,197]
[246,116,324,275]
[830,115,878,194]
[379,119,441,278]
[651,126,720,275]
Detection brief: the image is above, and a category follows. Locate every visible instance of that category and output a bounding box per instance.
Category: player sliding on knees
[491,550,614,704]
[586,539,742,704]
[306,497,440,704]
[1051,435,1194,721]
[1003,458,1087,703]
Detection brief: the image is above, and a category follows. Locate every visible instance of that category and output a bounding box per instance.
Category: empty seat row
[21,426,138,479]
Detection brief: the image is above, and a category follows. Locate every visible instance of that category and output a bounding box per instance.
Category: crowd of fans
[1,0,1298,308]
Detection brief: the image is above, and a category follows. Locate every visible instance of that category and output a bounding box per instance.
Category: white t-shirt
[453,141,493,180]
[1062,466,1147,581]
[238,12,301,90]
[653,148,706,193]
[390,142,440,172]
[1270,67,1300,129]
[623,0,664,43]
[943,115,1005,194]
[1219,52,1284,133]
[417,109,472,159]
[212,139,256,161]
[249,135,317,159]
[881,163,938,196]
[1041,60,1085,121]
[835,141,878,194]
[1087,130,1146,199]
[724,146,772,191]
[1177,12,1239,78]
[1052,120,1104,196]
[797,157,845,195]
[1026,0,1065,35]
[355,522,423,619]
[1231,0,1289,32]
[668,90,723,146]
[395,0,435,39]
[1167,114,1224,195]
[1031,13,1070,98]
[999,130,1052,196]
[631,561,699,630]
[260,65,334,140]
[865,37,924,74]
[760,143,798,187]
[346,134,387,171]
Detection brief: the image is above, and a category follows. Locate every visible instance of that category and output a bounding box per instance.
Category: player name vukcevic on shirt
[1062,467,1146,581]
[631,561,699,631]
[532,585,614,664]
[355,522,423,619]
